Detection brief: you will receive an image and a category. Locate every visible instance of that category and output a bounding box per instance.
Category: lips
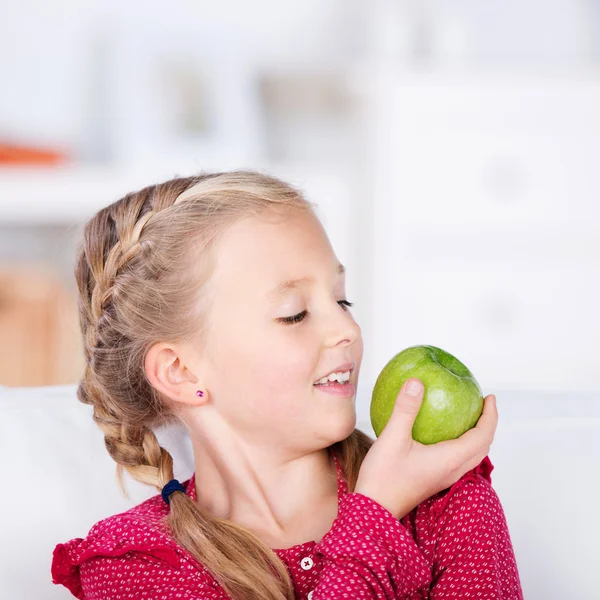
[313,380,356,397]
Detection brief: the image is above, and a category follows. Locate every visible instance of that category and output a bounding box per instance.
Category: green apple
[370,345,484,444]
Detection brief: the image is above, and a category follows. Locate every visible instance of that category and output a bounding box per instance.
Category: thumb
[390,378,424,437]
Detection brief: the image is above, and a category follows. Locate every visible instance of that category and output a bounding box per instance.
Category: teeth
[315,370,350,385]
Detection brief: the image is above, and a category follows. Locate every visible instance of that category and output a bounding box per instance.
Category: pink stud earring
[196,390,204,397]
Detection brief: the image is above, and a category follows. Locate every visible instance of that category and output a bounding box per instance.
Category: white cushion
[0,383,194,599]
[1,383,598,598]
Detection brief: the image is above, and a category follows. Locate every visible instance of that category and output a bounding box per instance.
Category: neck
[191,438,339,540]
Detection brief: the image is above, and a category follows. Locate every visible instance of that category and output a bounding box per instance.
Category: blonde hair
[74,169,374,600]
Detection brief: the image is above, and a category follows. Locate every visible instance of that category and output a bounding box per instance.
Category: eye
[277,300,354,325]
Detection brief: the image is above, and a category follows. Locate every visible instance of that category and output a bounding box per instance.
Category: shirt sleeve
[428,466,524,599]
[312,492,432,599]
[51,526,228,600]
[77,553,229,600]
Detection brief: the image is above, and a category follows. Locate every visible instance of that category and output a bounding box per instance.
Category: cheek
[254,344,314,396]
[255,327,314,380]
[257,343,318,409]
[217,335,315,421]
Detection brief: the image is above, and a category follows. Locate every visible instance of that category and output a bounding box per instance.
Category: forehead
[211,213,342,298]
[267,262,346,299]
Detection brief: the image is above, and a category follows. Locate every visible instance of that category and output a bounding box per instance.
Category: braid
[84,173,221,350]
[77,370,174,493]
[89,210,155,321]
[99,402,174,491]
[87,199,157,348]
[77,175,224,493]
[78,191,174,492]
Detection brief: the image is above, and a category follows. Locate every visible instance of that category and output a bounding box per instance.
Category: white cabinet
[364,74,600,391]
[365,73,600,231]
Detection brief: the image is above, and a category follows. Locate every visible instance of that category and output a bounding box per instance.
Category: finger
[459,394,498,447]
[383,378,424,440]
[435,395,497,467]
[474,394,498,438]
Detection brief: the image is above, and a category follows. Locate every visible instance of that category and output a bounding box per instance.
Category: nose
[323,304,362,348]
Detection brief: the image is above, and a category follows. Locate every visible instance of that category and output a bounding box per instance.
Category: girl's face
[200,209,363,453]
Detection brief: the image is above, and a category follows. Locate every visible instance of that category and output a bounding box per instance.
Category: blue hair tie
[162,479,186,505]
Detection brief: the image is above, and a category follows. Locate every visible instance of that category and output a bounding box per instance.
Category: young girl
[51,171,523,599]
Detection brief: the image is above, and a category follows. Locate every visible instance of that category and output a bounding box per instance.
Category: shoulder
[51,484,220,599]
[404,459,524,597]
[429,454,499,523]
[404,455,511,559]
[402,456,503,541]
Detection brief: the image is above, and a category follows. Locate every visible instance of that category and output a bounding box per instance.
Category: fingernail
[405,379,423,396]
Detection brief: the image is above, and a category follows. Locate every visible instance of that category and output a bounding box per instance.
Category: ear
[144,342,208,408]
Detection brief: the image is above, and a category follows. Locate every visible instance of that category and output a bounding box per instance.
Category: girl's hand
[355,378,498,519]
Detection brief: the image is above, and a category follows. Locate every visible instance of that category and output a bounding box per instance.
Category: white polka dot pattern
[51,451,523,599]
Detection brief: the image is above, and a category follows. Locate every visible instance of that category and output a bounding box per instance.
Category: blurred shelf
[0,163,167,225]
[0,159,355,225]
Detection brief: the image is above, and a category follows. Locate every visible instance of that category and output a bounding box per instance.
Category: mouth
[313,364,355,386]
[313,366,356,397]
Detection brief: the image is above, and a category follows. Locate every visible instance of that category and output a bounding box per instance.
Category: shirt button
[308,591,314,599]
[300,556,314,571]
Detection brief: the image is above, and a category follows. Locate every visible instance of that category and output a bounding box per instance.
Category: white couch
[1,383,598,599]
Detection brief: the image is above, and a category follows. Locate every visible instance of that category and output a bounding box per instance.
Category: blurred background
[0,0,598,392]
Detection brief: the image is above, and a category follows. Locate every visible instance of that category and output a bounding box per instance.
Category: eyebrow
[267,263,346,298]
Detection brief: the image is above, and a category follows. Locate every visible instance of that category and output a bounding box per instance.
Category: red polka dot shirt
[51,449,524,599]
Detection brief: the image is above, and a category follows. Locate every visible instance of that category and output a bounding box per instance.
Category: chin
[328,406,358,442]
